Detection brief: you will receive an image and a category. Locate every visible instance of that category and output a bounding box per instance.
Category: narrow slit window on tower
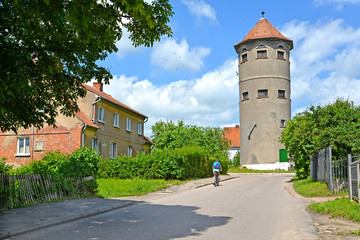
[241,53,248,63]
[277,51,285,59]
[242,91,249,100]
[280,119,286,128]
[278,90,286,98]
[258,89,268,98]
[257,50,267,58]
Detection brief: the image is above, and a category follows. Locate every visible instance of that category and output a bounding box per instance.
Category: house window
[137,122,143,135]
[98,107,104,123]
[126,118,132,132]
[242,91,249,100]
[257,50,267,58]
[110,142,117,159]
[113,113,119,128]
[91,138,99,152]
[241,53,248,63]
[127,146,133,157]
[277,51,285,59]
[258,89,268,98]
[280,119,286,128]
[17,137,30,156]
[278,90,286,98]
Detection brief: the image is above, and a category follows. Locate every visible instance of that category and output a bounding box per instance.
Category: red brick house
[0,82,153,168]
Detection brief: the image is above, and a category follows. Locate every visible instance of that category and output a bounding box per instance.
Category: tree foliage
[280,98,360,179]
[0,0,173,132]
[151,120,230,158]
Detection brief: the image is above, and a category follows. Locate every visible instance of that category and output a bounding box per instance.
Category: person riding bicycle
[212,159,222,185]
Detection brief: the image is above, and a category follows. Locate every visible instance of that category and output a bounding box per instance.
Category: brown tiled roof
[143,135,154,145]
[74,110,99,128]
[83,84,147,119]
[234,18,293,49]
[223,125,240,148]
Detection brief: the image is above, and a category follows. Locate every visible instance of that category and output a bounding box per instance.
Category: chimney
[93,82,103,92]
[235,124,239,128]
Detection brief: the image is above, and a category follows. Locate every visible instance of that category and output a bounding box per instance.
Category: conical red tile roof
[235,18,293,49]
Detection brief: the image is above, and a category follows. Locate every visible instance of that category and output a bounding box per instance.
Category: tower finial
[261,11,265,18]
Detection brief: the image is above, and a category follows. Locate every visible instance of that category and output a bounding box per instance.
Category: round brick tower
[234,16,293,166]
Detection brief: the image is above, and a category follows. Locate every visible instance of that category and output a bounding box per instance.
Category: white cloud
[151,38,211,72]
[103,59,238,137]
[181,0,217,23]
[115,30,144,58]
[313,0,360,9]
[281,19,360,114]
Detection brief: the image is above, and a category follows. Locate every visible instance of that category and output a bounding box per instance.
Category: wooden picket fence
[0,174,92,211]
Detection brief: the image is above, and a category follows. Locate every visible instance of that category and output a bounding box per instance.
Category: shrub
[0,157,12,174]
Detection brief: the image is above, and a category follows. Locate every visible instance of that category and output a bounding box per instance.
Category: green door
[279,149,288,162]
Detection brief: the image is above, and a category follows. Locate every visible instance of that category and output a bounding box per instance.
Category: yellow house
[80,82,153,158]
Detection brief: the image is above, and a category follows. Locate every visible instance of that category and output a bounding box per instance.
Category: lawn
[96,178,184,198]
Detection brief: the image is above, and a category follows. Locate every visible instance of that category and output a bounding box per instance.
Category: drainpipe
[91,96,102,123]
[248,123,256,140]
[82,124,87,147]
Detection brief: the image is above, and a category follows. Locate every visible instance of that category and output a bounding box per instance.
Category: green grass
[96,178,184,198]
[292,178,333,197]
[309,198,360,222]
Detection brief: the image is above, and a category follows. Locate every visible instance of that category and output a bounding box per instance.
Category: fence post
[329,146,333,194]
[348,154,352,200]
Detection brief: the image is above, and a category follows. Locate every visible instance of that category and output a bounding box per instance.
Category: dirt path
[285,180,360,239]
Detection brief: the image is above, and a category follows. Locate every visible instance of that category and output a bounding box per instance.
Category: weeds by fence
[0,174,93,211]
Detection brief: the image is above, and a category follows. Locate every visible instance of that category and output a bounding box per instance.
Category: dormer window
[277,45,284,50]
[242,48,247,53]
[257,44,266,48]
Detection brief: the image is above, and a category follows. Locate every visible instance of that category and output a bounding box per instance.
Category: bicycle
[214,171,220,186]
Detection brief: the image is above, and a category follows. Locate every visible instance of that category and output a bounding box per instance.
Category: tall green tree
[151,120,229,158]
[280,98,360,179]
[0,0,173,132]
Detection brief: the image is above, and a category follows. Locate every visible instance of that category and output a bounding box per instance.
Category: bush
[0,157,12,174]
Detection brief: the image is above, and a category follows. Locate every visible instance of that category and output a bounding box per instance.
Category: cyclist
[212,159,222,185]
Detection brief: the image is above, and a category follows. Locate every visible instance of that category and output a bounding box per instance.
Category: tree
[151,120,229,158]
[280,98,360,179]
[0,0,173,132]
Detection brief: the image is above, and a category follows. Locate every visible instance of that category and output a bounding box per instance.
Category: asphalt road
[10,175,319,240]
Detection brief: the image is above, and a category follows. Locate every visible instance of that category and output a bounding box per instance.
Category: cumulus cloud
[181,0,217,23]
[280,19,360,114]
[103,59,238,136]
[115,30,144,58]
[151,38,211,72]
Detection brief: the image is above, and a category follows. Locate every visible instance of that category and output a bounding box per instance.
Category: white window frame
[113,113,119,128]
[126,118,132,132]
[127,146,133,157]
[137,122,143,135]
[110,142,117,159]
[91,138,99,152]
[16,137,30,156]
[98,107,105,123]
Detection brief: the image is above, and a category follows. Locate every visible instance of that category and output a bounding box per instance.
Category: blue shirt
[212,162,221,169]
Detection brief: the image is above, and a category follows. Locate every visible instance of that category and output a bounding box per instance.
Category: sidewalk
[0,175,238,239]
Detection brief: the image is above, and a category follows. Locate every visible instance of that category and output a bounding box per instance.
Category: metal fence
[0,174,93,211]
[310,147,360,202]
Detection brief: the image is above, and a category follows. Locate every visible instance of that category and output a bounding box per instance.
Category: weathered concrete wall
[237,39,291,165]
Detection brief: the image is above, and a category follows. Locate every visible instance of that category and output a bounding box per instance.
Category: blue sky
[100,0,360,137]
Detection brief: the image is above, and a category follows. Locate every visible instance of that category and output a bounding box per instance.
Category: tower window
[242,48,247,52]
[257,50,267,58]
[280,119,286,128]
[277,51,285,59]
[257,44,266,48]
[258,89,268,98]
[241,53,248,63]
[242,91,249,100]
[277,45,284,50]
[278,90,286,98]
